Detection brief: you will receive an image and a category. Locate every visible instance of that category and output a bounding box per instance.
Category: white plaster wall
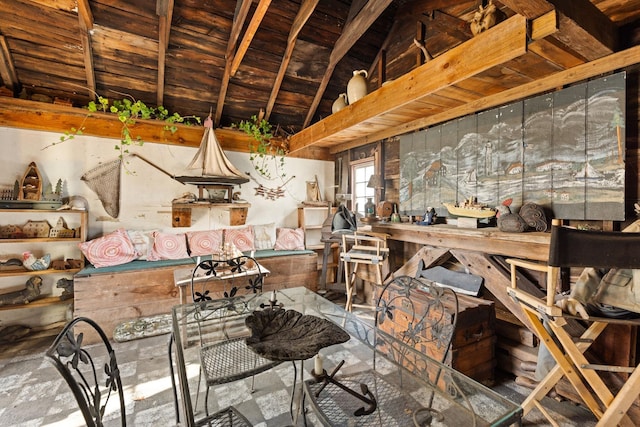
[0,126,333,328]
[0,126,334,238]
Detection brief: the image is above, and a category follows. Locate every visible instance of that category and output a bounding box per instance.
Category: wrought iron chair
[303,275,459,425]
[47,316,251,427]
[169,255,280,420]
[506,219,640,426]
[340,230,390,311]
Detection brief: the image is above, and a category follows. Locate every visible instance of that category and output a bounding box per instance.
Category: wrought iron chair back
[374,275,459,383]
[190,255,265,303]
[169,255,277,422]
[45,317,126,427]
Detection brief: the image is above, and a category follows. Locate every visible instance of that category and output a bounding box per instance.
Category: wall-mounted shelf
[172,202,250,227]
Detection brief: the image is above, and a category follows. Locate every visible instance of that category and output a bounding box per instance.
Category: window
[351,159,375,217]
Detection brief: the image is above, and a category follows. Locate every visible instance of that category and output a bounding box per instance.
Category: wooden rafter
[156,0,175,107]
[501,0,617,58]
[264,0,319,120]
[76,0,96,100]
[229,0,272,77]
[0,35,18,90]
[302,0,393,129]
[214,0,252,127]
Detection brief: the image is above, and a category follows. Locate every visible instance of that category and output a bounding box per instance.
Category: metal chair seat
[200,336,281,385]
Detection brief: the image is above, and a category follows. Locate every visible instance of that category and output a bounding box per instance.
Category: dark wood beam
[501,0,617,58]
[214,0,252,127]
[302,0,393,128]
[264,0,319,120]
[229,0,272,77]
[0,35,18,90]
[76,0,96,100]
[156,0,174,107]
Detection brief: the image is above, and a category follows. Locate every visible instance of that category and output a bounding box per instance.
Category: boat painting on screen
[399,72,626,221]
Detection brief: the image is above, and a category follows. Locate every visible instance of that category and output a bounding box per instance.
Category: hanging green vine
[50,95,201,158]
[234,114,288,180]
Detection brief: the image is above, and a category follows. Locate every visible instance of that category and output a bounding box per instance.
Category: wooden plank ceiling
[0,0,639,158]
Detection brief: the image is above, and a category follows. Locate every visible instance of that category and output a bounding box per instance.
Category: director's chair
[506,219,640,427]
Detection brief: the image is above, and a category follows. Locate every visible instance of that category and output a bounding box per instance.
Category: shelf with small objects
[0,209,87,324]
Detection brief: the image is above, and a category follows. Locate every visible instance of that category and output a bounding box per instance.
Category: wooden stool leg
[343,259,353,312]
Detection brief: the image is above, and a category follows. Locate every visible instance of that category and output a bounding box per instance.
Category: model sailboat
[174,115,249,201]
[175,115,250,185]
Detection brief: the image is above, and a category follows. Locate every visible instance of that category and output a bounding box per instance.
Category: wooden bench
[73,250,318,341]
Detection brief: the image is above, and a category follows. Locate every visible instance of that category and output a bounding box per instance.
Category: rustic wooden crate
[378,284,496,383]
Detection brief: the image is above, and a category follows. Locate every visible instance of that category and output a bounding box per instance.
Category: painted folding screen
[399,72,626,221]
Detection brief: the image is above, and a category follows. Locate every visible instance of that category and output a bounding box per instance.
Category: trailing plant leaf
[49,95,201,157]
[233,115,288,180]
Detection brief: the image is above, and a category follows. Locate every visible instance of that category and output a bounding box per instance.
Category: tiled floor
[0,295,599,427]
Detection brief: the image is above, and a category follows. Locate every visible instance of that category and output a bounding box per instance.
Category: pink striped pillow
[149,231,189,260]
[224,227,255,252]
[274,227,305,251]
[78,228,138,267]
[187,230,224,256]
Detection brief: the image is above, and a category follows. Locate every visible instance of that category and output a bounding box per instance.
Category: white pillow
[253,223,276,250]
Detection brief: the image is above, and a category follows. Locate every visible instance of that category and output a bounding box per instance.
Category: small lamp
[367,174,383,189]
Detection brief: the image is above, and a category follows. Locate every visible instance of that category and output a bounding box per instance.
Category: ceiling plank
[332,44,640,154]
[0,35,19,90]
[76,0,96,100]
[156,0,174,107]
[302,0,393,129]
[264,0,319,120]
[229,0,272,77]
[214,0,253,127]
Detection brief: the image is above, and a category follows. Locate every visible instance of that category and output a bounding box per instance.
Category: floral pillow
[148,231,189,261]
[78,228,138,268]
[186,230,224,256]
[253,223,276,250]
[224,227,255,252]
[274,227,305,251]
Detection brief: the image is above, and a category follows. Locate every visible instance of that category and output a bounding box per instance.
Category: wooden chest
[379,284,496,383]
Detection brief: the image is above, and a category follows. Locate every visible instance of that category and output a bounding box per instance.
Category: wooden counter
[371,223,550,261]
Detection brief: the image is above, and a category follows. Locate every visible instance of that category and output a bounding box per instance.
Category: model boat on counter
[443,198,497,219]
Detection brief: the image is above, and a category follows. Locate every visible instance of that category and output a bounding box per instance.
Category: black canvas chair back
[45,317,126,427]
[549,223,640,269]
[506,219,640,426]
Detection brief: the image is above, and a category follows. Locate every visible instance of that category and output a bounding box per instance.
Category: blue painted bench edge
[75,249,316,277]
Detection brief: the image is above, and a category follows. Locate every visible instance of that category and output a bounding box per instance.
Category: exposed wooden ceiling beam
[330,45,640,154]
[214,0,252,127]
[302,0,393,129]
[0,35,19,91]
[264,0,319,120]
[0,96,332,160]
[229,0,272,77]
[501,0,617,58]
[292,14,529,153]
[156,0,174,107]
[76,0,96,100]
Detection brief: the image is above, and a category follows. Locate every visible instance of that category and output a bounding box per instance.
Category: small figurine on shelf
[57,278,74,301]
[22,251,51,271]
[0,276,42,306]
